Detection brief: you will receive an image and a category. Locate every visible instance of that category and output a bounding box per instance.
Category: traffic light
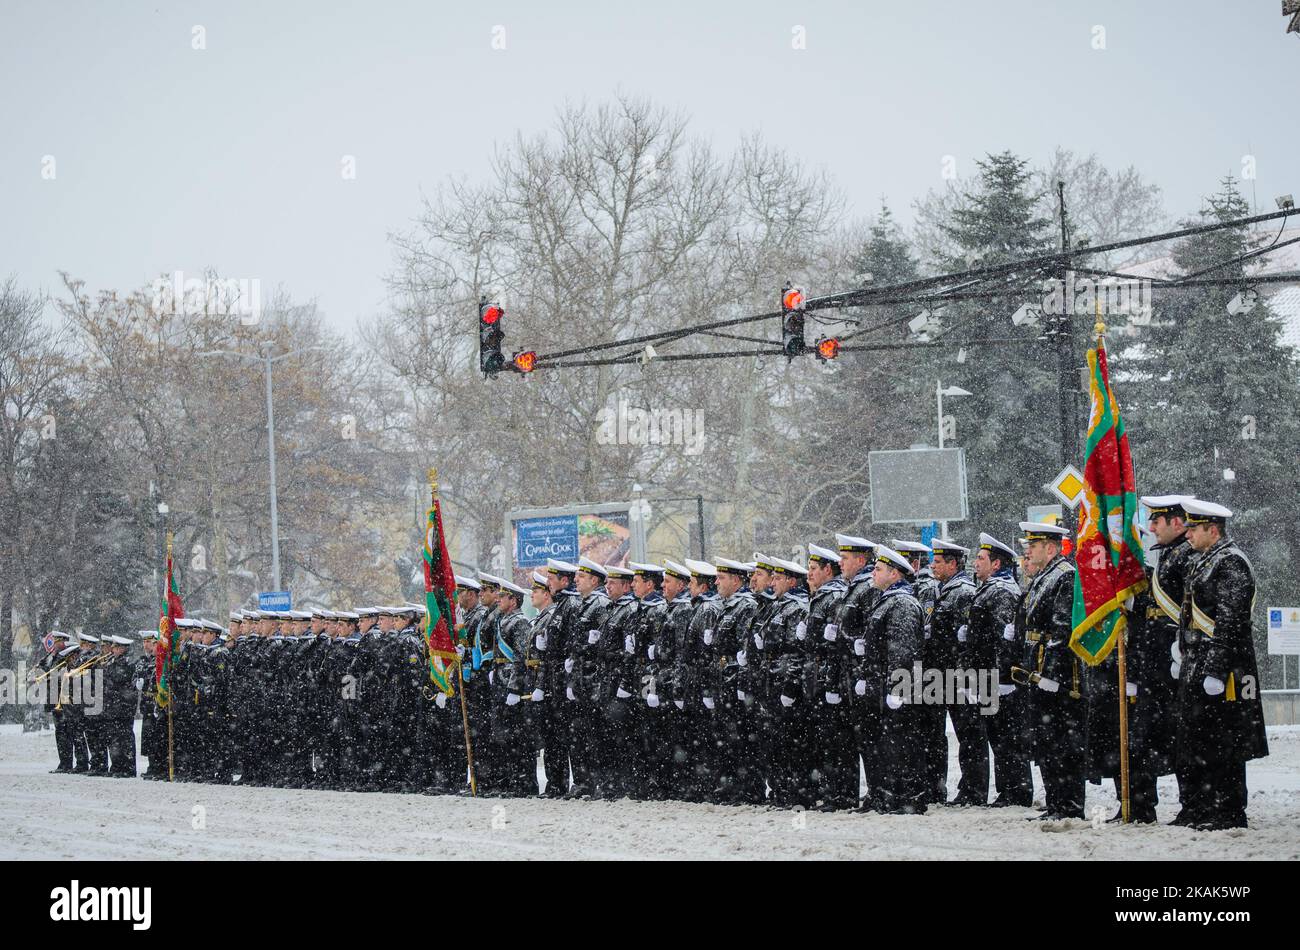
[478,297,505,375]
[781,284,806,359]
[815,336,841,361]
[512,351,537,374]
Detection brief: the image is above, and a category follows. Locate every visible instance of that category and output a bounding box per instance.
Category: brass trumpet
[29,656,71,684]
[66,652,112,677]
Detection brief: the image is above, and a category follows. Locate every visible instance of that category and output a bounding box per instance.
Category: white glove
[854,680,866,697]
[616,687,632,699]
[623,634,635,654]
[647,644,656,660]
[703,629,714,645]
[736,689,748,702]
[1003,622,1016,641]
[489,669,495,686]
[823,623,838,641]
[1203,676,1225,696]
[134,678,144,690]
[564,658,574,674]
[736,650,748,667]
[998,684,1016,696]
[455,644,466,659]
[435,692,447,709]
[1170,660,1181,679]
[1171,641,1182,663]
[885,693,904,710]
[673,699,684,710]
[824,692,841,705]
[566,686,576,701]
[535,634,546,650]
[795,621,807,641]
[646,694,659,708]
[779,694,795,708]
[702,696,715,710]
[1126,681,1138,698]
[957,624,968,643]
[587,629,600,644]
[853,638,866,656]
[753,632,764,650]
[505,692,520,706]
[1036,676,1060,693]
[923,624,932,640]
[531,688,544,702]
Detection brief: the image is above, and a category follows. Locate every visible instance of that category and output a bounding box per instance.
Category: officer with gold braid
[1173,499,1268,830]
[1013,521,1085,820]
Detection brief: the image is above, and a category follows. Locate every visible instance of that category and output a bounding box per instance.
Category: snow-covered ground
[2,723,1296,860]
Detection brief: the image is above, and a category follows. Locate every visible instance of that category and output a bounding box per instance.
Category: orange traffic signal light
[512,351,537,373]
[816,337,841,360]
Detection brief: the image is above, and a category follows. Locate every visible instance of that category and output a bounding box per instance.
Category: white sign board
[1267,607,1300,656]
[868,448,968,525]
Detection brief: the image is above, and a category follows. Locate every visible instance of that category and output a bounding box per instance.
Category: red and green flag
[423,493,459,696]
[155,545,185,706]
[1070,339,1148,665]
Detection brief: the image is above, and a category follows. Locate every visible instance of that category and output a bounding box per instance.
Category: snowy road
[2,723,1297,860]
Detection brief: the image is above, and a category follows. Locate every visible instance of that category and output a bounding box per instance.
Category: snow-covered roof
[1116,227,1300,282]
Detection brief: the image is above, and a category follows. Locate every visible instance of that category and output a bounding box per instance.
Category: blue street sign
[919,521,940,547]
[258,590,292,611]
[514,515,580,568]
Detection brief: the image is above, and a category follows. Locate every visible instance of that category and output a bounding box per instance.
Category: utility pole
[1055,181,1080,538]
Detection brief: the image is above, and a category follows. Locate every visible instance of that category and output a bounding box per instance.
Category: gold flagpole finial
[1094,297,1106,341]
[165,530,173,556]
[428,467,439,495]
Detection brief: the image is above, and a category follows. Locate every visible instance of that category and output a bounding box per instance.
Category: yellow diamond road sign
[1051,465,1086,510]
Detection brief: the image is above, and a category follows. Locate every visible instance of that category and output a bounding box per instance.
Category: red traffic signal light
[781,284,807,359]
[479,298,505,375]
[782,286,806,312]
[815,337,841,360]
[512,351,537,373]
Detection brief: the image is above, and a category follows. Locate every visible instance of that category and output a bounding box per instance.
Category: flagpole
[430,469,477,797]
[165,532,176,784]
[1096,307,1132,824]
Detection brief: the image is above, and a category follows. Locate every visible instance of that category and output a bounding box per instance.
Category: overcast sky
[3,1,1296,334]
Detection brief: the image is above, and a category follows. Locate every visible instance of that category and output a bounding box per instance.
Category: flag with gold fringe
[155,544,185,706]
[1070,337,1148,665]
[422,483,459,695]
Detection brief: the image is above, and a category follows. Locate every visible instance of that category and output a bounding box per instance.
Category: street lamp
[936,381,972,538]
[196,344,324,592]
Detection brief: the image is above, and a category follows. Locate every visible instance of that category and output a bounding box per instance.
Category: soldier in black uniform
[626,562,668,800]
[1012,521,1085,819]
[594,566,639,799]
[565,559,610,798]
[489,579,538,796]
[679,559,722,802]
[98,635,137,776]
[861,545,928,815]
[468,574,502,793]
[833,534,877,807]
[69,633,104,774]
[1173,499,1269,830]
[1126,495,1195,824]
[713,557,761,804]
[133,630,163,778]
[802,545,850,810]
[42,633,76,772]
[529,571,564,796]
[450,576,485,793]
[760,557,811,807]
[659,560,695,799]
[926,539,987,806]
[971,534,1032,807]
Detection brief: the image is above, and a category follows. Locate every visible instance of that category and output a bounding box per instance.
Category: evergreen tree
[930,152,1063,540]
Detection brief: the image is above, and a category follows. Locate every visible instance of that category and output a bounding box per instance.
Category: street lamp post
[197,344,323,592]
[936,380,972,539]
